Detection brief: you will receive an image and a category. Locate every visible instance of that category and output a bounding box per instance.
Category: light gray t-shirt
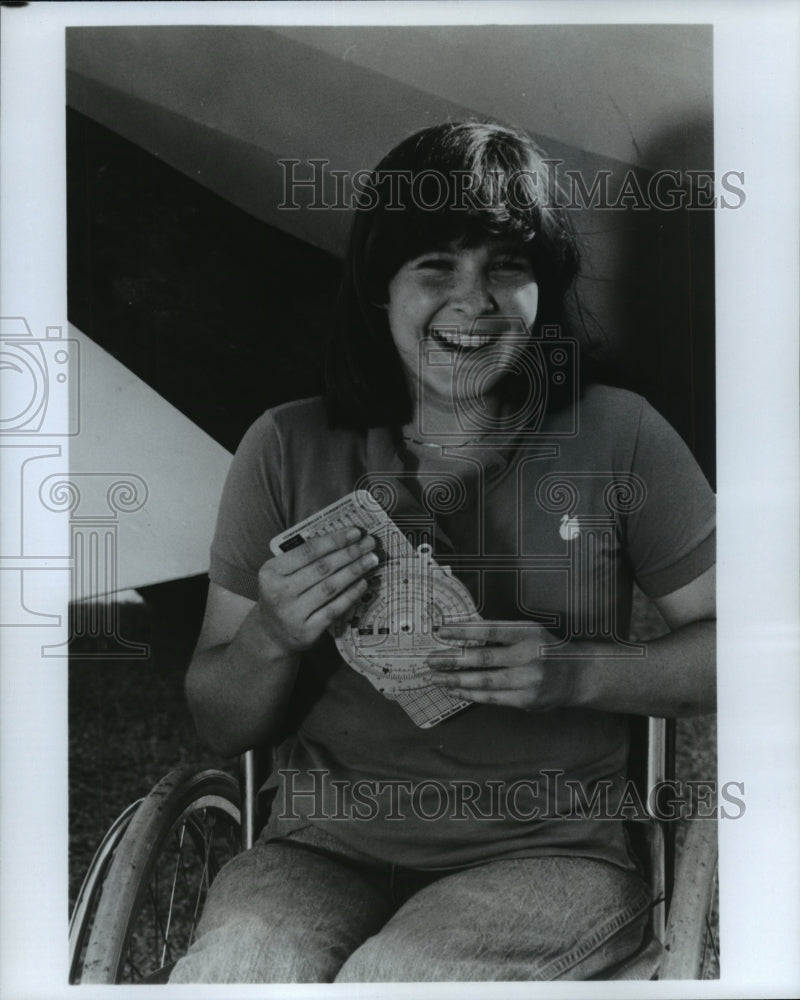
[210,385,715,870]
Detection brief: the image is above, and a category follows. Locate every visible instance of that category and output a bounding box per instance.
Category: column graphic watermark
[1,316,150,657]
[38,473,150,658]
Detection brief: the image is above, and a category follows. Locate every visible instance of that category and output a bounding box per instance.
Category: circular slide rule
[333,545,483,696]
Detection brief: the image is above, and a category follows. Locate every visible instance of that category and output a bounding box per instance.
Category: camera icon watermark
[415,321,579,445]
[0,317,80,436]
[1,316,148,657]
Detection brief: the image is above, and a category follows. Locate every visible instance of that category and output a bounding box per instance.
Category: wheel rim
[68,800,142,983]
[119,796,240,983]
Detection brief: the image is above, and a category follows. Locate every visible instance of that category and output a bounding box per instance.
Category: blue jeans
[169,823,651,983]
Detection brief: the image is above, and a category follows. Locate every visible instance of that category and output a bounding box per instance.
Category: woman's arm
[425,564,716,719]
[567,565,716,716]
[186,528,379,756]
[184,584,300,757]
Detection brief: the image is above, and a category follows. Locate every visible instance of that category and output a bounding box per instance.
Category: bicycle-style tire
[78,767,241,984]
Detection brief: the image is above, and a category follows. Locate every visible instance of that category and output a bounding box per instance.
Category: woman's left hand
[424,624,577,711]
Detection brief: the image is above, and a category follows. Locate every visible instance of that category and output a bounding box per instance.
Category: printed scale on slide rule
[271,490,483,727]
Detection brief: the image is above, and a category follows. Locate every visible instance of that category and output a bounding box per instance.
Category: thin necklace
[401,430,484,450]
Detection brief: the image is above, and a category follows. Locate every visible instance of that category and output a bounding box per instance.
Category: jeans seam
[539,896,651,980]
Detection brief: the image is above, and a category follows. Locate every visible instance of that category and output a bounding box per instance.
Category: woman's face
[385,239,540,416]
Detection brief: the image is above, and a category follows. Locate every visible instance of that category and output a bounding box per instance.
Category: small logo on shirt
[559,514,581,541]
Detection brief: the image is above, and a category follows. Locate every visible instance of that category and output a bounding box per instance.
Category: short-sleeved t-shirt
[210,385,715,871]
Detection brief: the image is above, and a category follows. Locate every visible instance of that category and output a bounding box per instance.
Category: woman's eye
[416,258,455,272]
[492,258,531,273]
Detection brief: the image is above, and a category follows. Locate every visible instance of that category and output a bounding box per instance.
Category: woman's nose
[450,272,496,315]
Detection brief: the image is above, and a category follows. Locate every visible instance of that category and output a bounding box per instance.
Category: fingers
[430,688,537,709]
[257,528,380,651]
[277,528,371,575]
[426,634,549,671]
[437,622,552,645]
[305,577,370,634]
[426,665,528,690]
[271,531,378,598]
[424,655,572,712]
[434,688,520,707]
[425,665,545,711]
[295,544,379,604]
[270,543,378,627]
[426,666,537,710]
[427,645,507,670]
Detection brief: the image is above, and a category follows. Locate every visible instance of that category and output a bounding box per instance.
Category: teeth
[432,328,493,348]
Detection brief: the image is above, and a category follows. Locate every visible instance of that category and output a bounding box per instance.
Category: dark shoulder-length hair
[325,120,581,429]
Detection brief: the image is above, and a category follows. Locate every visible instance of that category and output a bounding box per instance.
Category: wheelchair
[69,711,719,984]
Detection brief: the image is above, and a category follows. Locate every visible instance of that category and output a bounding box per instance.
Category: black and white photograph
[0,2,798,996]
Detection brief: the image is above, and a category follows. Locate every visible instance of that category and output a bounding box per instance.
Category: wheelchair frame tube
[239,750,257,851]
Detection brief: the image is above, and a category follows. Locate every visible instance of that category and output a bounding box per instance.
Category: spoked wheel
[661,819,720,979]
[69,799,142,983]
[77,767,241,984]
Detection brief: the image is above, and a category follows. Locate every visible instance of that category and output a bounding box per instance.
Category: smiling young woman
[171,121,715,983]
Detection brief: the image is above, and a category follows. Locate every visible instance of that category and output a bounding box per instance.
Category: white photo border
[1,2,798,997]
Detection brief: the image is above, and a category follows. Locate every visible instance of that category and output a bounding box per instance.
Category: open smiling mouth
[430,319,526,351]
[431,327,493,349]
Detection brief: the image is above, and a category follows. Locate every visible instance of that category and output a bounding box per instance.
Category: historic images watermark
[277,768,745,823]
[278,159,746,213]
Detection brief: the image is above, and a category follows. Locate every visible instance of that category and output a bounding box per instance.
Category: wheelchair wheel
[77,766,241,984]
[69,799,142,983]
[661,818,719,979]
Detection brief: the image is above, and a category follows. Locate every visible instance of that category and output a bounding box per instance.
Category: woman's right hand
[257,527,378,654]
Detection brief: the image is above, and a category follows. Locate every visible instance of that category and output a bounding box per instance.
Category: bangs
[364,204,537,294]
[358,122,571,302]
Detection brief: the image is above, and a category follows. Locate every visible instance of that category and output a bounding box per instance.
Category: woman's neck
[402,389,504,447]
